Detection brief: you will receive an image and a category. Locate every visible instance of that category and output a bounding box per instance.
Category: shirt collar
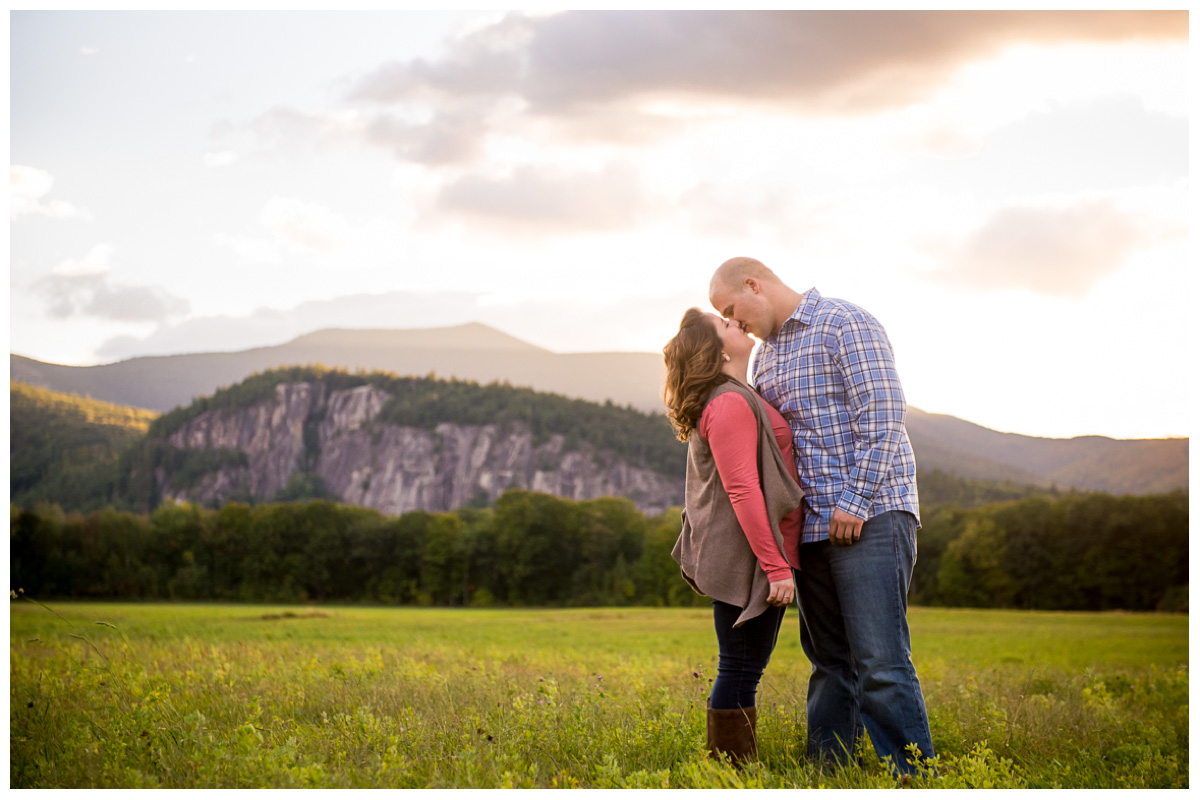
[768,287,820,343]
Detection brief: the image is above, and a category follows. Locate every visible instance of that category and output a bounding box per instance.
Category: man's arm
[830,311,907,544]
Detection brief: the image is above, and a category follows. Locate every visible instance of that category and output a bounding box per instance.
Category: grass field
[8,600,1189,789]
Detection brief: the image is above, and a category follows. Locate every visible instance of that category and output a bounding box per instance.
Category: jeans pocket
[898,512,918,567]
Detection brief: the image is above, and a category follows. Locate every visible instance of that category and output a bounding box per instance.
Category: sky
[7,9,1191,440]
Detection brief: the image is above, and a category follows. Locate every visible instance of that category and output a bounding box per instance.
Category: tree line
[9,488,1188,612]
[910,490,1188,612]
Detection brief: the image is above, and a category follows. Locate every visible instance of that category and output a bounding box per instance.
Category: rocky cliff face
[157,382,683,515]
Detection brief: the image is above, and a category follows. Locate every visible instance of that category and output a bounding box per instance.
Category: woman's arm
[699,391,792,582]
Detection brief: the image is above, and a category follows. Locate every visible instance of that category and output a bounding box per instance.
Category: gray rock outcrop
[157,381,683,515]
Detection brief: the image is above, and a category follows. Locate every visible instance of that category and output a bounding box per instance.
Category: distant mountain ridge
[11,323,664,417]
[10,324,1188,496]
[904,408,1186,495]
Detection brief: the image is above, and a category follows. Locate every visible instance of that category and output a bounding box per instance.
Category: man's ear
[744,277,760,294]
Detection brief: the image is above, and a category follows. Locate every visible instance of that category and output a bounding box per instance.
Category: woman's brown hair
[663,307,728,442]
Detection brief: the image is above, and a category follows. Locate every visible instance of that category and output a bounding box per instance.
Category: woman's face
[707,312,753,359]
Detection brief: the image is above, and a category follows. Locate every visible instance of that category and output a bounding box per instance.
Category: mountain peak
[285,323,549,353]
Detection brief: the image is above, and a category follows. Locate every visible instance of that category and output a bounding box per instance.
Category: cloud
[213,197,346,264]
[259,196,348,253]
[10,165,91,220]
[220,106,360,166]
[213,233,282,265]
[677,182,819,241]
[250,105,335,148]
[330,7,1189,224]
[348,13,531,105]
[348,11,1186,125]
[929,200,1158,298]
[51,243,114,277]
[202,150,239,168]
[361,105,493,165]
[37,244,190,322]
[215,195,411,268]
[910,95,1189,195]
[436,163,653,233]
[86,283,192,323]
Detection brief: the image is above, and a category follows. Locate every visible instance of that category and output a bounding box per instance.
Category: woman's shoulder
[699,383,756,428]
[706,387,750,411]
[715,380,771,409]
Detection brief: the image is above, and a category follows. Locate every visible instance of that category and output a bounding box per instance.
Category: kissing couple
[664,257,934,776]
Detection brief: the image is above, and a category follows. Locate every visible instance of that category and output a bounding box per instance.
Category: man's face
[710,278,771,340]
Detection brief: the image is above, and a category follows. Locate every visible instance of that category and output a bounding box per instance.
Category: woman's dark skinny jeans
[709,599,786,709]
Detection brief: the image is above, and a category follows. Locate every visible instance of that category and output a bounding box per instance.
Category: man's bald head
[709,257,779,298]
[708,256,803,341]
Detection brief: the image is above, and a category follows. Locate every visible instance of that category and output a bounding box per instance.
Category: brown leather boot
[706,701,758,767]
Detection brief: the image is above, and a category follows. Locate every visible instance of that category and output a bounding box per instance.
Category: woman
[663,307,805,767]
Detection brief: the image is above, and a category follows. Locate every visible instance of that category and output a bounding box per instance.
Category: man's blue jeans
[795,510,934,773]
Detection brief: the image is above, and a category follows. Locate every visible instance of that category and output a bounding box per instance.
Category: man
[709,256,935,775]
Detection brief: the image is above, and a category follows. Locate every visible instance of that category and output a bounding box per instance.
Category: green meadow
[9,600,1188,789]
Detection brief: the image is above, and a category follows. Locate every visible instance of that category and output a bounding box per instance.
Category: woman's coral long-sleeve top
[698,390,803,583]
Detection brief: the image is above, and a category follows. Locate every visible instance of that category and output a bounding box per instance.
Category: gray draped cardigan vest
[671,378,805,627]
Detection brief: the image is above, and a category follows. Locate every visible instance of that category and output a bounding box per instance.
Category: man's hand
[767,577,795,607]
[830,508,865,545]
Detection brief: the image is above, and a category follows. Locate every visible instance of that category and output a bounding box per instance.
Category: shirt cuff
[837,487,873,521]
[765,565,792,583]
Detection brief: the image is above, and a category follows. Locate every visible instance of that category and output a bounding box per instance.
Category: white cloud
[435,163,654,234]
[345,10,1187,154]
[37,244,190,323]
[202,150,239,168]
[213,233,283,265]
[260,196,348,253]
[52,243,113,277]
[928,199,1158,298]
[10,165,90,221]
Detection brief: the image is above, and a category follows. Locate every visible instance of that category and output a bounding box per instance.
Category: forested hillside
[117,365,686,515]
[144,365,682,475]
[11,369,1151,515]
[9,382,158,511]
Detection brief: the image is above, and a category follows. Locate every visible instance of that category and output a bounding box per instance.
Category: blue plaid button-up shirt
[752,288,920,543]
